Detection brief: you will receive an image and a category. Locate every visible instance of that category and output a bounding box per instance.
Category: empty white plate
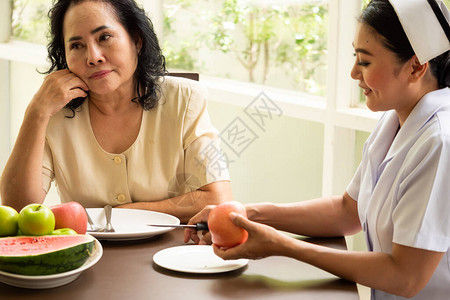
[86,208,180,241]
[153,245,248,274]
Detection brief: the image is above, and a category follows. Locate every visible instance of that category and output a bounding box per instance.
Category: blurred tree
[273,4,327,94]
[162,1,199,70]
[12,0,49,44]
[164,0,328,95]
[208,0,283,84]
[207,0,327,91]
[11,0,330,96]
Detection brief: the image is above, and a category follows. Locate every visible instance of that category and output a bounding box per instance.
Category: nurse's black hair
[361,0,450,89]
[45,0,167,115]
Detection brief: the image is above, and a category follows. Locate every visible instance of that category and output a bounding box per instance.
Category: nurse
[185,0,450,299]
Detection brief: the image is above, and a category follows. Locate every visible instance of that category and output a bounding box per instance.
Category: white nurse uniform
[347,88,450,300]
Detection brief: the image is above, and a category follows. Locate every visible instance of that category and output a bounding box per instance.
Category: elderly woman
[0,0,231,223]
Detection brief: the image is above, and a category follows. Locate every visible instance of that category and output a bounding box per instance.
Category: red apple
[51,202,88,234]
[208,201,248,249]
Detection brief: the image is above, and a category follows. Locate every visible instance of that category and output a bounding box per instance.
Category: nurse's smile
[360,85,372,96]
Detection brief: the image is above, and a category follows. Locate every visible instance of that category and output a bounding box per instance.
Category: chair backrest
[167,72,199,81]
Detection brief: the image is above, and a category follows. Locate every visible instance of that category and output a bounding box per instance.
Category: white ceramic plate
[86,208,180,241]
[0,238,102,289]
[153,245,249,274]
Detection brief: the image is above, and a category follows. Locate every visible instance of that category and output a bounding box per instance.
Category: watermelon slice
[0,235,95,275]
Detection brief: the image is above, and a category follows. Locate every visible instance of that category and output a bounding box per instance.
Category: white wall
[3,61,59,207]
[0,59,10,173]
[208,100,324,204]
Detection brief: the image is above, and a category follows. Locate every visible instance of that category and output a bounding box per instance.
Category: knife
[147,222,209,231]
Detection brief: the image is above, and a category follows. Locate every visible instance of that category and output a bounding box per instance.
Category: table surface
[1,230,359,300]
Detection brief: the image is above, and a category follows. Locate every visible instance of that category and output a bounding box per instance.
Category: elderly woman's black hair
[360,0,450,89]
[45,0,167,113]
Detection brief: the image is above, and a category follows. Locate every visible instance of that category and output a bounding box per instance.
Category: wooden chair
[167,72,199,81]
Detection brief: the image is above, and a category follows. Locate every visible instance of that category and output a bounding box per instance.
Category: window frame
[0,0,380,196]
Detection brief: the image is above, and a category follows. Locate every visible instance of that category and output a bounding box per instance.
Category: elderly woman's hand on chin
[28,69,88,119]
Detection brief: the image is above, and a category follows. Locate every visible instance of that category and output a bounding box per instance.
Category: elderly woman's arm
[0,108,48,211]
[115,180,232,223]
[0,70,88,211]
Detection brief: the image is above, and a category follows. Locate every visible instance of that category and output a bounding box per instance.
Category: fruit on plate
[52,228,78,235]
[0,235,95,275]
[18,204,55,236]
[208,201,248,249]
[0,206,19,237]
[51,202,88,234]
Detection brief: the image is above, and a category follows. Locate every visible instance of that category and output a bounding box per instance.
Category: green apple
[18,204,55,236]
[51,228,78,235]
[0,205,19,237]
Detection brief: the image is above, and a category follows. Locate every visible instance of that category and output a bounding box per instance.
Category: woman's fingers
[31,69,88,117]
[199,232,212,245]
[65,72,89,92]
[184,228,212,245]
[212,243,243,260]
[213,215,283,261]
[184,205,216,244]
[68,87,88,100]
[53,70,89,100]
[184,228,200,244]
[229,212,254,231]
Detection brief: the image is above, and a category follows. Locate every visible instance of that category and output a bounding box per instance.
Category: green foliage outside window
[11,0,450,97]
[12,0,330,95]
[163,0,329,96]
[12,0,50,45]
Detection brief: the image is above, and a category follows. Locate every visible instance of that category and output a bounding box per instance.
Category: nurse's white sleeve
[346,163,362,201]
[393,131,450,252]
[346,134,374,202]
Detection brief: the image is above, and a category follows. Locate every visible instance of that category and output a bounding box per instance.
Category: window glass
[163,0,329,96]
[12,0,50,45]
[10,0,450,97]
[12,0,329,96]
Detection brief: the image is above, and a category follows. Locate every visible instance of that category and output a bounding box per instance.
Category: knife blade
[147,222,209,231]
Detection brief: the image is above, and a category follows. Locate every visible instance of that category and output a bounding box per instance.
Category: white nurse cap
[389,0,450,64]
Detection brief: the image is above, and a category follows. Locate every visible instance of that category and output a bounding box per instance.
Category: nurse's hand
[28,69,88,119]
[212,212,285,260]
[183,205,215,245]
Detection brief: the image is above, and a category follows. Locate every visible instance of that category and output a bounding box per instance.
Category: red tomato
[208,201,248,248]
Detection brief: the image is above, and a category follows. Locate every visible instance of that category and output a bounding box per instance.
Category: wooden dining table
[1,229,359,300]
